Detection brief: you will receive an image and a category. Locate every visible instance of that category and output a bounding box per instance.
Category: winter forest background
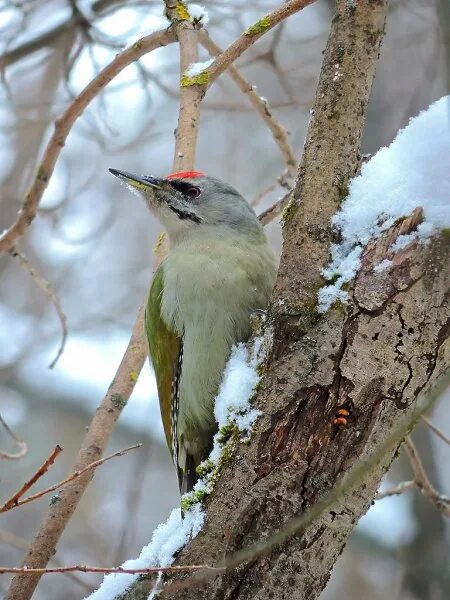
[0,1,449,599]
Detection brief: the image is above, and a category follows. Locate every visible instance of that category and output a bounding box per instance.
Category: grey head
[109,168,264,242]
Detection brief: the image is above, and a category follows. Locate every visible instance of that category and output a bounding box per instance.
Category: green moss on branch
[181,72,209,87]
[244,16,271,37]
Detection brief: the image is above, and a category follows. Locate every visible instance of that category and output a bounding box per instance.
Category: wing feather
[145,267,182,464]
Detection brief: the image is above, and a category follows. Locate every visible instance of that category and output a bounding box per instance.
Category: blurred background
[0,0,448,598]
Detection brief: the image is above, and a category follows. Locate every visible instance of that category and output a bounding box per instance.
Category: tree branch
[0,0,130,69]
[375,480,415,500]
[199,32,297,178]
[0,413,28,460]
[1,445,63,510]
[165,373,450,596]
[206,0,316,88]
[0,443,141,513]
[165,1,200,170]
[9,248,68,369]
[404,436,450,517]
[421,414,450,445]
[0,529,93,593]
[258,190,292,226]
[0,564,218,576]
[0,28,176,256]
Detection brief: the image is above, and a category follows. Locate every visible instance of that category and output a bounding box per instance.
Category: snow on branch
[188,4,209,26]
[85,505,205,600]
[318,95,450,312]
[185,58,214,77]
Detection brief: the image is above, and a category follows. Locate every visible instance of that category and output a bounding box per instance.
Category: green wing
[145,266,182,463]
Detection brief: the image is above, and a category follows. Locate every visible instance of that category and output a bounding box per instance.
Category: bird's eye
[186,186,201,199]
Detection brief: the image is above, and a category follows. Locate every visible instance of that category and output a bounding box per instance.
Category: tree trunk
[120,1,449,598]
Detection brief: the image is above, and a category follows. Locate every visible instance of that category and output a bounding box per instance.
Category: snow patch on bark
[85,504,204,600]
[318,95,450,312]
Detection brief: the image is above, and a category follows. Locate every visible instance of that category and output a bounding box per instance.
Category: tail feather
[178,453,199,496]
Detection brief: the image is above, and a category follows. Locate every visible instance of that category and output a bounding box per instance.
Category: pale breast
[160,232,276,449]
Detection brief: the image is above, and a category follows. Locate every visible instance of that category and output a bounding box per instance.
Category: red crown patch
[166,171,204,180]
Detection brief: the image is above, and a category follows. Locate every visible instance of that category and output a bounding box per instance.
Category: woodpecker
[109,168,276,494]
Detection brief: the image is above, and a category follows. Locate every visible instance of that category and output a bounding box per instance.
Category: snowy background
[0,1,449,599]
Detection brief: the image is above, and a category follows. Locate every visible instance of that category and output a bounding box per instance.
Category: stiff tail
[178,453,199,496]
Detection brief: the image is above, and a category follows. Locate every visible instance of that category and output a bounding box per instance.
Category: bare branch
[165,2,200,170]
[251,180,279,208]
[1,445,63,511]
[375,480,415,500]
[0,414,28,460]
[0,0,131,69]
[372,412,450,503]
[258,190,292,226]
[206,0,316,88]
[9,248,68,369]
[0,19,77,71]
[0,565,219,577]
[0,530,93,593]
[0,443,141,513]
[404,436,450,517]
[0,28,176,256]
[199,32,297,178]
[421,414,450,445]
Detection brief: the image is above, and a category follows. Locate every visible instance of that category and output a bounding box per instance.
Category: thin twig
[0,28,176,256]
[199,32,297,178]
[0,530,93,593]
[375,480,415,500]
[206,0,316,88]
[0,0,126,69]
[0,443,141,513]
[9,248,68,369]
[0,446,63,511]
[404,436,450,517]
[251,180,279,208]
[0,414,28,460]
[258,190,292,226]
[0,564,219,576]
[421,414,450,445]
[376,417,450,500]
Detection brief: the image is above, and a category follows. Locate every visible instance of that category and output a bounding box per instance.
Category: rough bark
[120,2,449,599]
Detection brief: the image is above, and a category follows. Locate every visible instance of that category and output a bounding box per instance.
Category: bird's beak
[109,168,162,190]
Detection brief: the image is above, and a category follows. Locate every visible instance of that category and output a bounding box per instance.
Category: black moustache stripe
[168,204,202,223]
